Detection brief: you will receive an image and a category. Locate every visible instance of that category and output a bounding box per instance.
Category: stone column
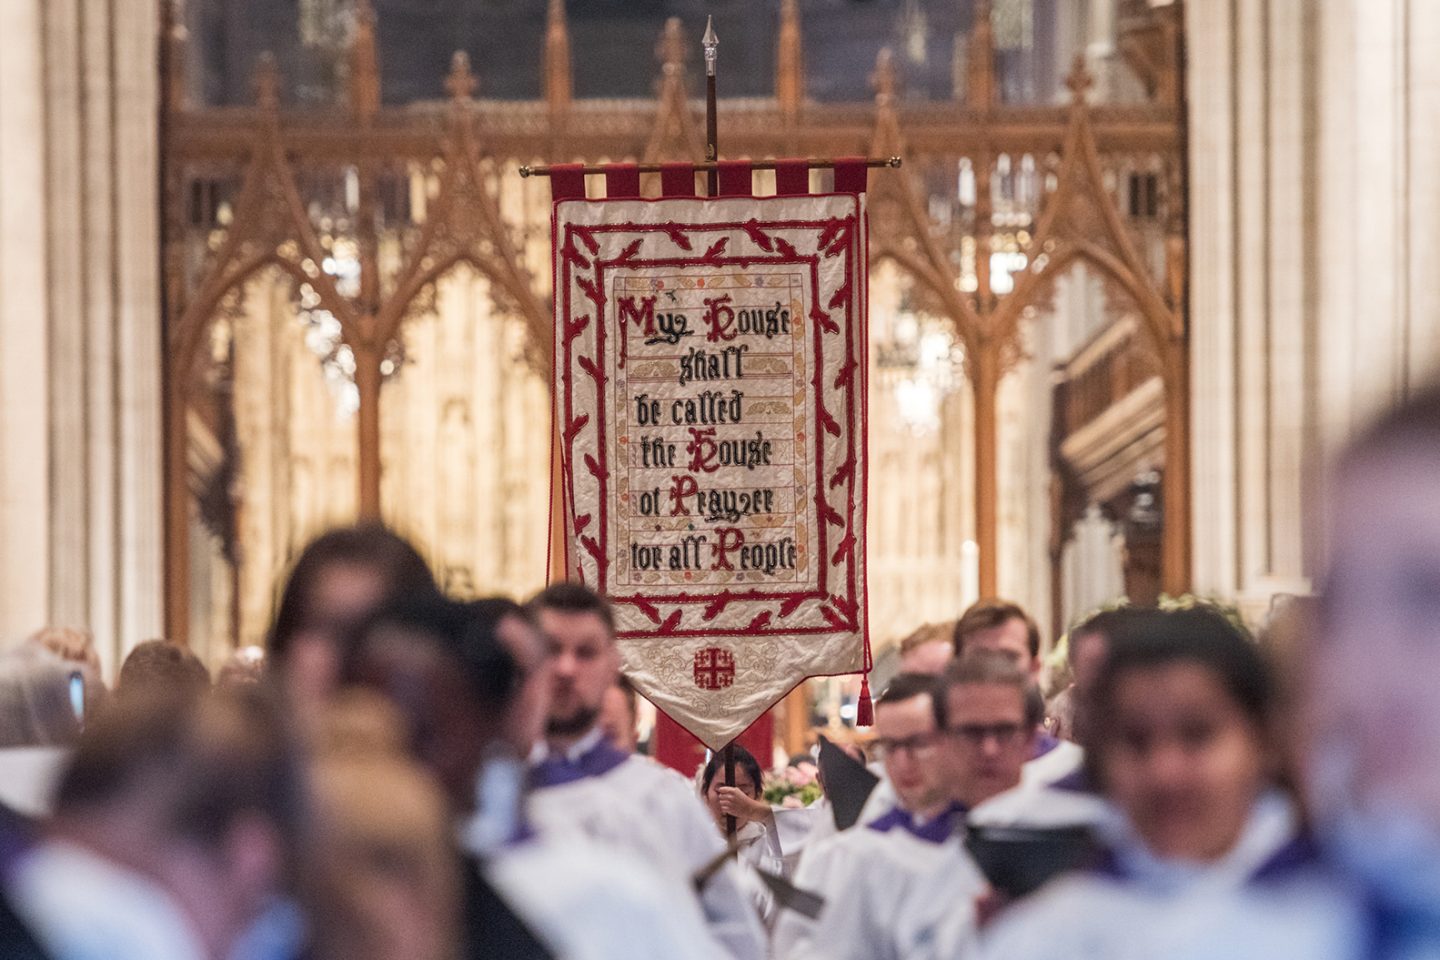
[0,0,53,643]
[1187,0,1440,615]
[1185,0,1238,599]
[0,0,163,671]
[1406,2,1440,391]
[115,0,164,660]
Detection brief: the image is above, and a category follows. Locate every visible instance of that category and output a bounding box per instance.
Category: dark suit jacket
[0,886,53,960]
[461,855,555,960]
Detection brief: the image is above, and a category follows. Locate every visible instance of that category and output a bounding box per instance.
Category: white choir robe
[735,819,786,876]
[528,730,768,960]
[10,841,208,960]
[484,832,733,960]
[851,742,1081,832]
[976,791,1367,960]
[903,782,1110,960]
[771,810,987,960]
[1020,740,1084,787]
[731,819,788,926]
[966,780,1110,831]
[770,802,828,867]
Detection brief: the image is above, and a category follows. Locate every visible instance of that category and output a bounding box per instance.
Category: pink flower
[784,762,818,788]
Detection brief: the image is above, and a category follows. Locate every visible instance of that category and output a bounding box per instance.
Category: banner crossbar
[519,156,902,178]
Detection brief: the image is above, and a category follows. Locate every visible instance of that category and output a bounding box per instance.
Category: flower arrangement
[762,761,823,809]
[1157,593,1251,638]
[1044,594,1251,695]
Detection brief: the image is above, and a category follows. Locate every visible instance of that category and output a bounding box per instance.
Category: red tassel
[855,674,874,727]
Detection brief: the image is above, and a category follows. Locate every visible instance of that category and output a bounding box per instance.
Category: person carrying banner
[524,583,766,960]
[699,744,788,924]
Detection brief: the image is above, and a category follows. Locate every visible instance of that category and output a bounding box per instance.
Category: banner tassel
[855,674,874,727]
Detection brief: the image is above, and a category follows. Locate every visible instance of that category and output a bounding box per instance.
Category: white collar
[735,820,767,845]
[908,805,951,828]
[1100,789,1299,893]
[11,840,209,960]
[462,757,528,857]
[534,726,607,766]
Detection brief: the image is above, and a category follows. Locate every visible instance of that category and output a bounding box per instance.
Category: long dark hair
[269,524,439,663]
[701,743,764,798]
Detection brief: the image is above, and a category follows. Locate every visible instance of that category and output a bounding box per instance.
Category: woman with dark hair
[700,745,785,924]
[268,523,439,725]
[978,607,1362,960]
[700,746,768,838]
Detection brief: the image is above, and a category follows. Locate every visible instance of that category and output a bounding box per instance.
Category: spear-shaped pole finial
[703,16,719,78]
[703,16,720,195]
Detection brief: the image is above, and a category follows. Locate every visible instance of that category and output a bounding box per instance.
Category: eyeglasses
[946,723,1027,748]
[872,732,940,760]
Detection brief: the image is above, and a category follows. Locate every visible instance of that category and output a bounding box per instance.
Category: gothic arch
[1017,242,1169,365]
[162,2,1187,642]
[379,57,552,371]
[642,18,707,165]
[172,253,332,397]
[863,49,986,355]
[1000,67,1179,357]
[169,119,358,397]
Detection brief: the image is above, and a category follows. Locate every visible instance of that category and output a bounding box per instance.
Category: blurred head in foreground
[1309,383,1440,912]
[304,691,457,960]
[268,525,440,722]
[116,640,210,704]
[1058,607,1139,746]
[345,595,524,815]
[1088,608,1275,862]
[46,689,303,959]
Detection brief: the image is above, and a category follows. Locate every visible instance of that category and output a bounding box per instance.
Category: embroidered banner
[553,179,869,749]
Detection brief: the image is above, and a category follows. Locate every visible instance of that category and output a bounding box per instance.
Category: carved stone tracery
[162,0,1186,643]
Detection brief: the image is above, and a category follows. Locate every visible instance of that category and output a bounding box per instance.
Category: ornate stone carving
[162,7,1186,642]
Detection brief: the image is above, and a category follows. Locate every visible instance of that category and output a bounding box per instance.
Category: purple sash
[1090,832,1319,886]
[529,739,631,790]
[867,803,967,845]
[1367,898,1440,960]
[1031,731,1062,760]
[504,819,538,849]
[1051,766,1095,794]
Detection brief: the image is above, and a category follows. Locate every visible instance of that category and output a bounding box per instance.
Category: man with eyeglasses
[934,650,1040,810]
[891,649,1051,959]
[773,673,987,960]
[954,599,1083,786]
